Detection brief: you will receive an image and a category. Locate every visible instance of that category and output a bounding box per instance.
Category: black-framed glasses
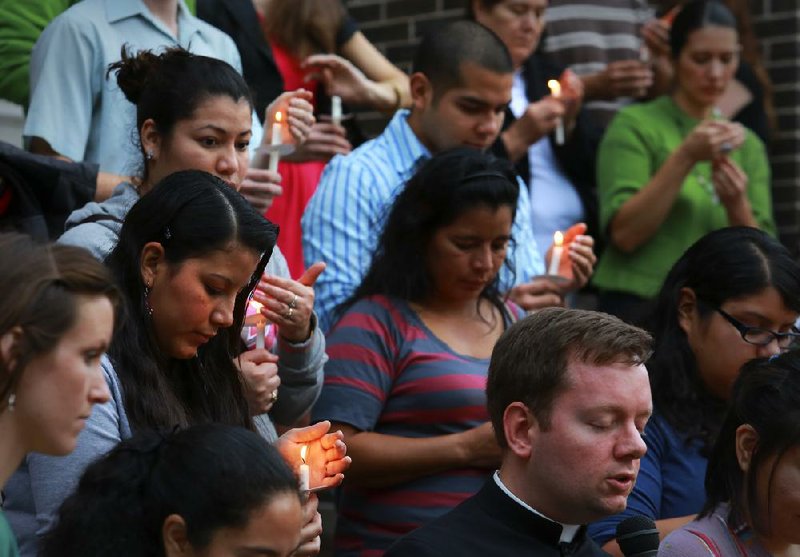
[715,307,800,350]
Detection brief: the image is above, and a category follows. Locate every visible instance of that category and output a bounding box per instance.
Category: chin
[171,344,200,360]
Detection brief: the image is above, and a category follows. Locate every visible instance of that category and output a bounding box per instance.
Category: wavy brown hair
[262,0,346,59]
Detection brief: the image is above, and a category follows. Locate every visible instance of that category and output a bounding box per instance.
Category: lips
[606,473,636,492]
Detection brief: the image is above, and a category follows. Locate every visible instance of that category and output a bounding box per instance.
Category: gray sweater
[2,184,327,557]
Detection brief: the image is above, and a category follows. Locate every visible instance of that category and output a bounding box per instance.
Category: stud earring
[7,392,15,412]
[145,150,154,161]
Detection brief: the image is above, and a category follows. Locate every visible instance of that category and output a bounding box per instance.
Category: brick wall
[344,0,800,251]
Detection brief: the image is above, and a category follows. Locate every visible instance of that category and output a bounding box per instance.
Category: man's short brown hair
[487,308,653,447]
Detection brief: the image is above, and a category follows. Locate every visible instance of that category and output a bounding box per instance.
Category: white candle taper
[268,111,283,173]
[331,95,342,127]
[548,231,564,276]
[547,79,565,145]
[299,445,310,492]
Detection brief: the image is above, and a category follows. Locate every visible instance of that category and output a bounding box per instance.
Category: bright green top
[593,95,775,299]
[0,510,19,557]
[0,0,196,107]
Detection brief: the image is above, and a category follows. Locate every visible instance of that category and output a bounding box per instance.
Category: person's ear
[140,242,166,291]
[409,72,434,112]
[140,118,163,162]
[503,402,536,459]
[677,287,698,337]
[162,514,192,557]
[470,0,485,21]
[735,424,759,472]
[0,326,22,370]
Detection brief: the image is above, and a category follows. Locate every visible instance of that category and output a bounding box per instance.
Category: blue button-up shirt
[302,109,544,332]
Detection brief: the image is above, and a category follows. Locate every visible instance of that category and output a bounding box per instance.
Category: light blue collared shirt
[24,0,262,176]
[302,109,544,332]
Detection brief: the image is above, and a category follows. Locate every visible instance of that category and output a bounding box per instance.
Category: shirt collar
[493,471,581,544]
[105,0,198,40]
[388,109,431,166]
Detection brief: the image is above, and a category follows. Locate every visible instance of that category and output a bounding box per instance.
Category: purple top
[658,503,771,557]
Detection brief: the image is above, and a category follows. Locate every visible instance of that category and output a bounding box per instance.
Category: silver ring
[288,293,298,309]
[285,307,294,320]
[720,142,733,154]
[270,390,278,402]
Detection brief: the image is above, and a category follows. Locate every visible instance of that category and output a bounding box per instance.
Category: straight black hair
[105,170,278,432]
[40,424,300,557]
[702,352,800,537]
[670,0,738,58]
[336,147,518,323]
[412,20,513,95]
[648,227,800,455]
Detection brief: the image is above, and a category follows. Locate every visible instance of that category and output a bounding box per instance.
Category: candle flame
[250,299,263,312]
[553,231,564,247]
[300,445,308,464]
[547,79,561,97]
[275,111,282,123]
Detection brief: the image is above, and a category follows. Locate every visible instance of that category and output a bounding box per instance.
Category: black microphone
[615,515,660,557]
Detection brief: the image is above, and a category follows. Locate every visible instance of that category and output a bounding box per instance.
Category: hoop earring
[7,393,15,412]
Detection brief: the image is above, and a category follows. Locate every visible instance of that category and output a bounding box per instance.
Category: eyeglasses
[714,307,800,350]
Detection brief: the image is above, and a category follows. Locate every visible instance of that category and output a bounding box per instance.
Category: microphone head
[615,515,660,557]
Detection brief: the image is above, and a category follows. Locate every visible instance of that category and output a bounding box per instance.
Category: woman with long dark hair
[313,148,525,555]
[40,424,305,557]
[589,226,800,554]
[660,353,800,556]
[0,233,119,557]
[5,171,348,556]
[58,47,327,440]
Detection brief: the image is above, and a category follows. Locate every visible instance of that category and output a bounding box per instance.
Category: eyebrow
[455,95,510,111]
[192,124,252,136]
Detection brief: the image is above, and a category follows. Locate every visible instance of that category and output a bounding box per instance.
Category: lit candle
[299,445,310,492]
[547,79,565,145]
[331,95,342,127]
[250,300,266,350]
[268,111,283,173]
[548,231,564,276]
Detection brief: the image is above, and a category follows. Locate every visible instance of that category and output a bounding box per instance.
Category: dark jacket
[0,141,97,241]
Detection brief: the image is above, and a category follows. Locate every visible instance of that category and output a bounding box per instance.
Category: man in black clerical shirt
[385,308,653,556]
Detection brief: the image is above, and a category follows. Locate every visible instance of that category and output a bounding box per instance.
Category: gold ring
[288,293,298,309]
[270,390,278,402]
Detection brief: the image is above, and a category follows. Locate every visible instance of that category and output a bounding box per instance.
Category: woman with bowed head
[589,226,800,556]
[40,424,306,557]
[0,233,119,557]
[592,0,775,323]
[312,148,526,555]
[4,171,349,557]
[58,46,327,441]
[660,352,800,556]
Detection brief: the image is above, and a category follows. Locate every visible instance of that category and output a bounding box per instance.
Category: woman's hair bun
[108,45,165,104]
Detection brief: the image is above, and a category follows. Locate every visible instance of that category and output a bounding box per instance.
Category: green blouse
[0,510,19,557]
[593,95,775,298]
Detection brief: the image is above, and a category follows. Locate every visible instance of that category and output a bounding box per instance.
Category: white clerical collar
[493,471,581,544]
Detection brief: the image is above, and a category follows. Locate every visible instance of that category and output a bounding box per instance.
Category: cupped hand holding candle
[244,299,268,350]
[275,420,351,492]
[547,79,565,145]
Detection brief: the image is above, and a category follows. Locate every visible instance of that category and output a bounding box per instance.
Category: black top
[196,0,358,123]
[385,478,610,557]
